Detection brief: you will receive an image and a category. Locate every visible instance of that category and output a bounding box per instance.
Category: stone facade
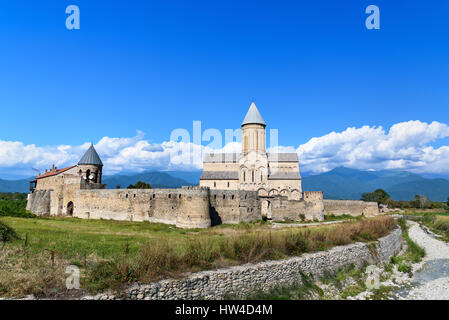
[200,103,303,200]
[121,227,402,300]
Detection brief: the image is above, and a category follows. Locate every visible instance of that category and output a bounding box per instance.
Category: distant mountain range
[0,171,202,194]
[1,167,448,201]
[302,167,449,201]
[0,178,32,193]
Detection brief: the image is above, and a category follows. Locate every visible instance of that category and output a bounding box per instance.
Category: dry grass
[421,214,449,242]
[86,216,397,292]
[1,216,397,296]
[0,245,68,297]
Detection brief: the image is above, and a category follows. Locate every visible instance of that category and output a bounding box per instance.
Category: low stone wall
[123,227,402,300]
[323,200,379,217]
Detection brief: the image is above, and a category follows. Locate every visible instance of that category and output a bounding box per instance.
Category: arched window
[227,182,230,188]
[252,171,254,182]
[243,171,246,182]
[86,169,91,181]
[214,182,216,188]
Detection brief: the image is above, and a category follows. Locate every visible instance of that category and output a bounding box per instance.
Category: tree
[361,189,391,205]
[447,197,449,208]
[413,195,430,209]
[127,181,152,189]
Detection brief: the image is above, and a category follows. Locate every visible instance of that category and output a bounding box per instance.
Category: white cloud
[1,120,449,179]
[297,120,449,175]
[0,131,243,178]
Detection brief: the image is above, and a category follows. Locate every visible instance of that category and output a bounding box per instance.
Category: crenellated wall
[70,187,261,228]
[73,187,211,228]
[209,189,260,224]
[27,187,378,228]
[269,191,324,222]
[323,200,379,217]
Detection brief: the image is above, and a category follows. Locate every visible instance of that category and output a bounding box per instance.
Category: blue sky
[1,1,449,179]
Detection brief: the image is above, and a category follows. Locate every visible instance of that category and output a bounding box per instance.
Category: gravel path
[401,221,449,300]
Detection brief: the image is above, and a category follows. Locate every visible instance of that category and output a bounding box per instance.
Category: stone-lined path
[398,221,449,300]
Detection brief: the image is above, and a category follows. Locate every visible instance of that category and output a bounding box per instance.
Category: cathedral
[200,102,302,200]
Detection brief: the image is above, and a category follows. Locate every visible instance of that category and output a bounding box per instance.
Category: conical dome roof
[241,102,266,126]
[78,144,103,166]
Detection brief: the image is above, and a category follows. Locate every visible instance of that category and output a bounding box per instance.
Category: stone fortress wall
[267,191,324,222]
[323,200,379,217]
[74,187,212,228]
[28,186,332,228]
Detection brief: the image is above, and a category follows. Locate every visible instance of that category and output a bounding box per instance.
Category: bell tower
[78,143,103,184]
[241,101,266,155]
[239,102,269,189]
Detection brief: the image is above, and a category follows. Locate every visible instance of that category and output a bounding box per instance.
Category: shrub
[0,221,20,242]
[127,181,151,189]
[0,199,36,218]
[397,263,411,273]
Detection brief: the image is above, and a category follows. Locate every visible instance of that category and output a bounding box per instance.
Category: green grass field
[0,215,396,298]
[0,216,272,261]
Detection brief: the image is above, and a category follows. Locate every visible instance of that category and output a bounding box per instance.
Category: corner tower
[241,101,266,155]
[78,144,103,184]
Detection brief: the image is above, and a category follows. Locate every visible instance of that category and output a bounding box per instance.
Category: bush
[0,221,20,242]
[0,199,36,218]
[397,263,411,273]
[127,181,151,189]
[361,189,390,204]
